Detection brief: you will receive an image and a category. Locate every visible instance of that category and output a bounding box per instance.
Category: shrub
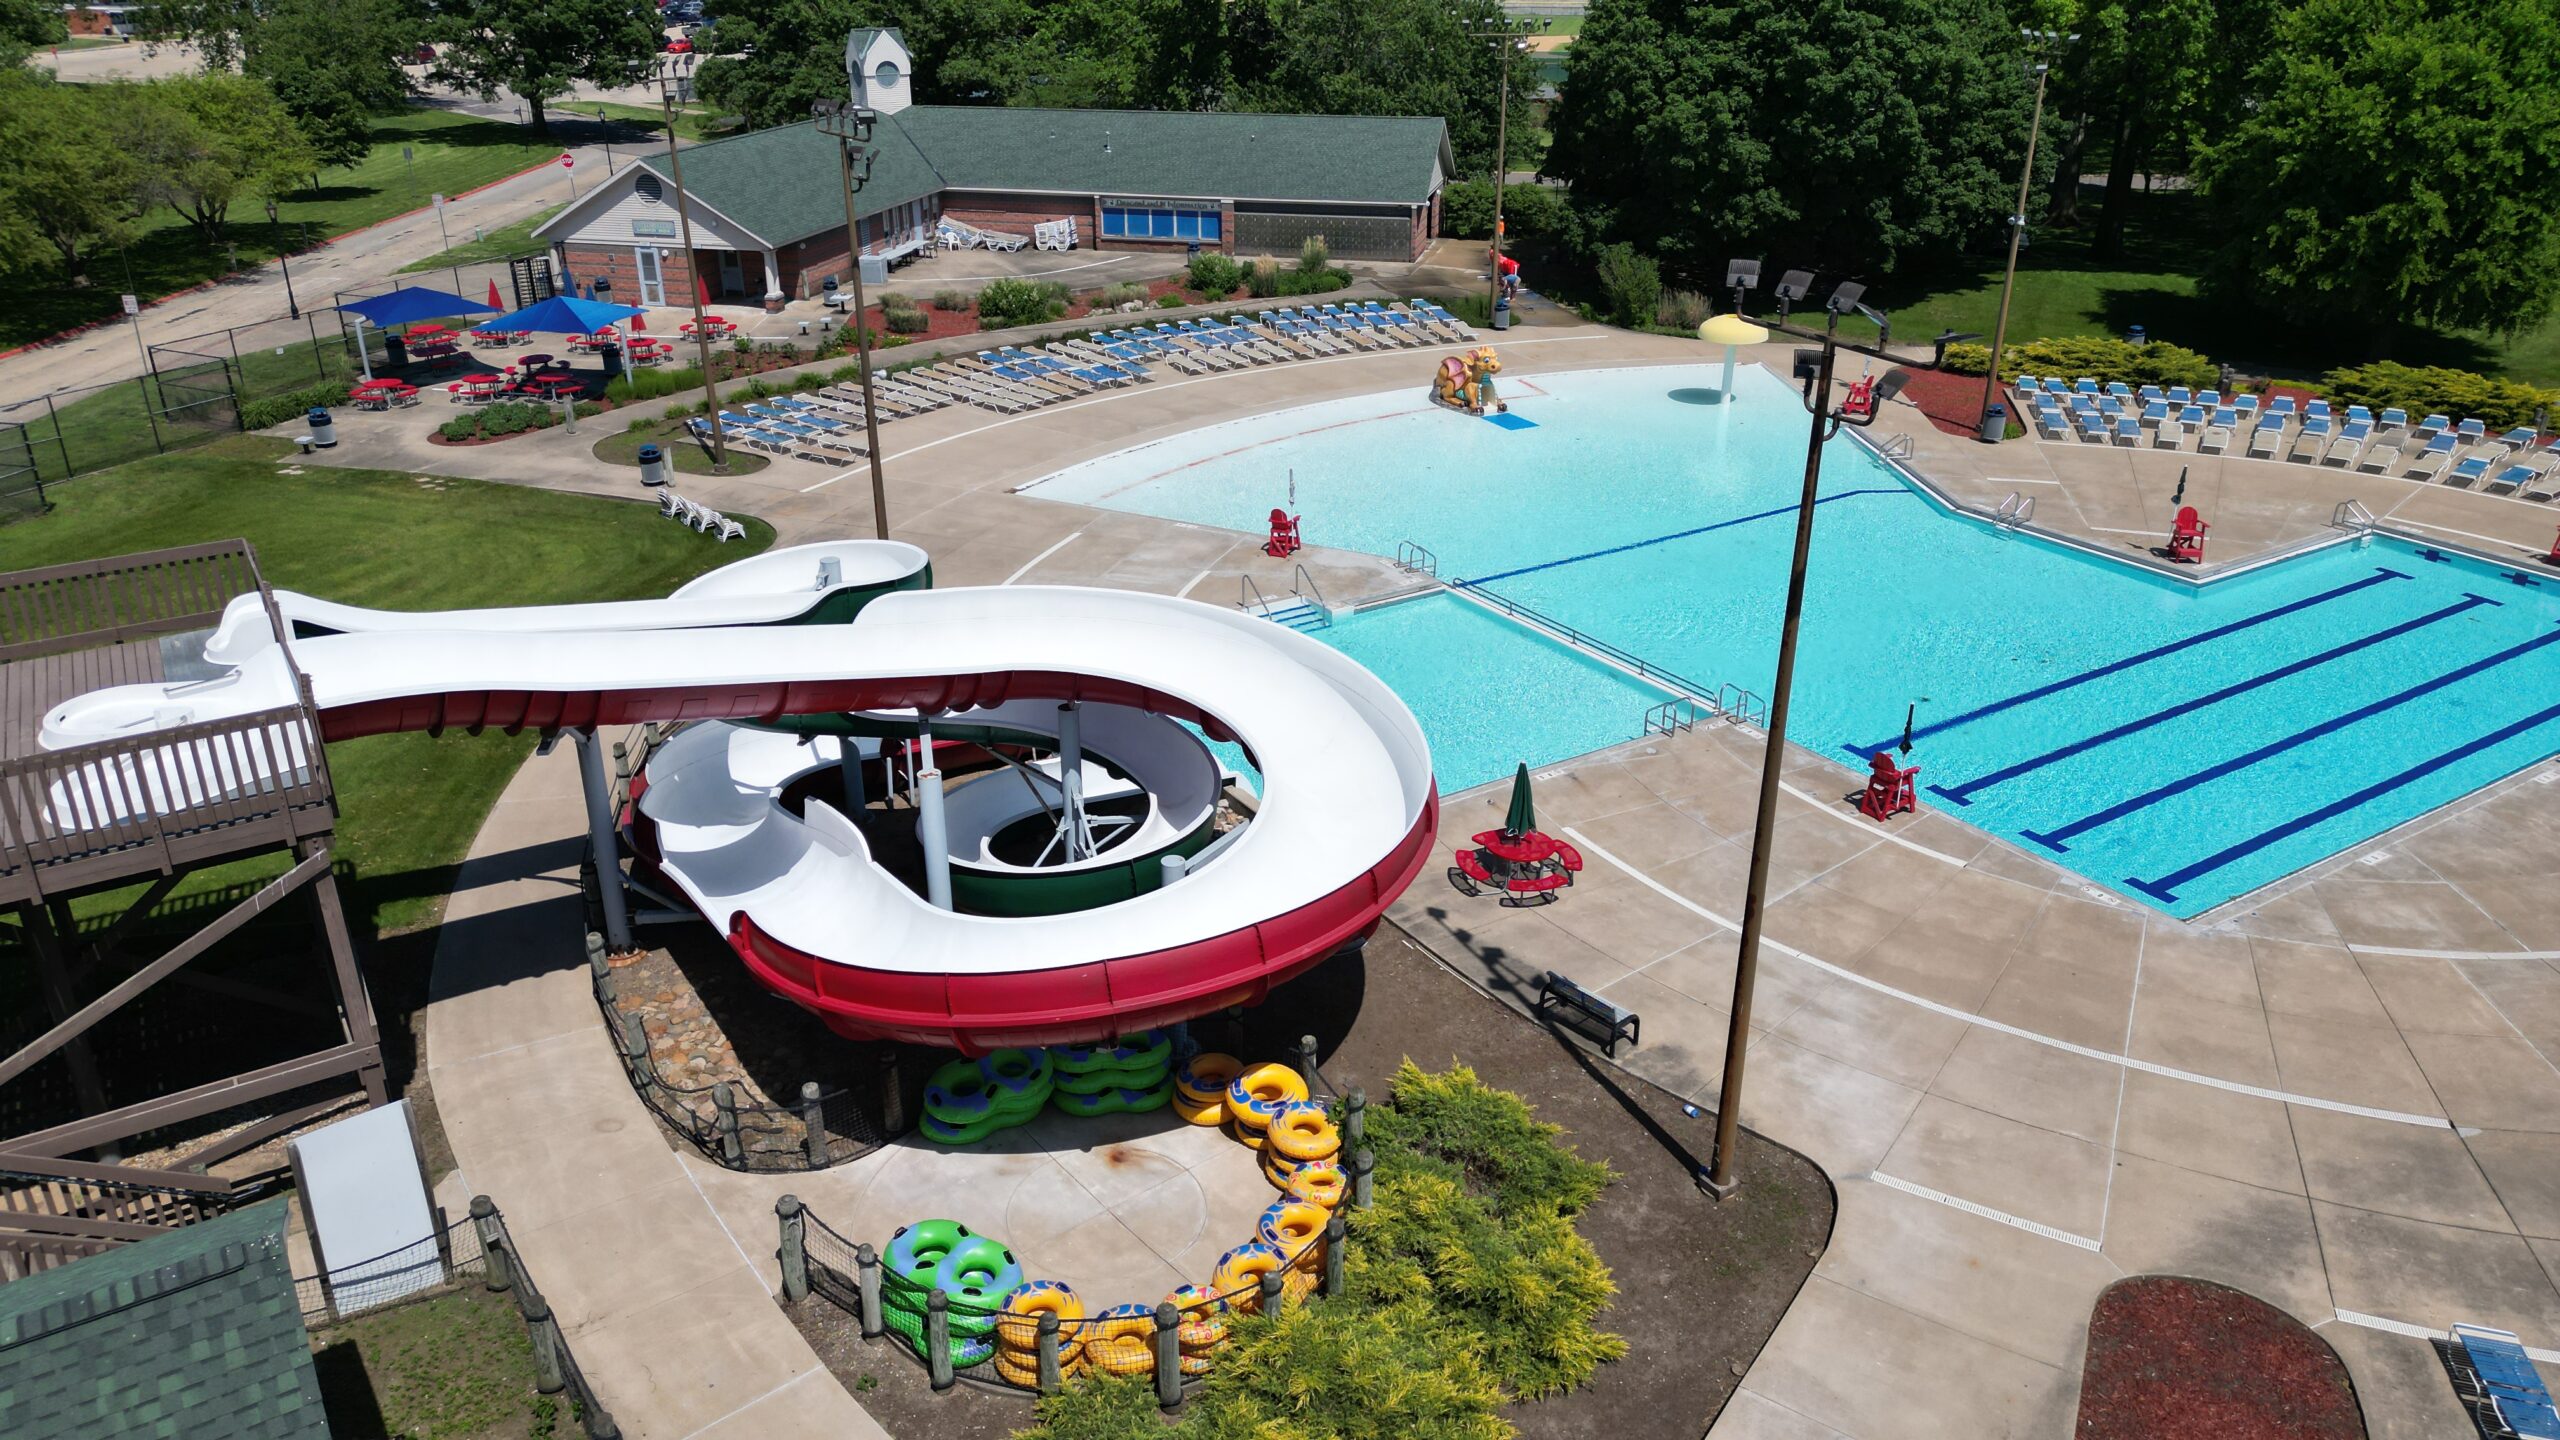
[1942,335,2218,391]
[1097,281,1148,309]
[2321,360,2558,430]
[605,364,705,404]
[1187,252,1244,298]
[884,306,929,335]
[1155,293,1186,308]
[1655,289,1713,331]
[436,399,563,442]
[977,276,1068,328]
[1594,243,1662,329]
[878,291,919,315]
[930,288,971,312]
[1246,256,1282,299]
[1438,180,1572,242]
[1279,266,1353,297]
[241,382,354,431]
[1298,235,1331,275]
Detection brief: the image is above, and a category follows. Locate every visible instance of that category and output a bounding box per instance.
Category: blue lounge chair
[2140,400,2168,426]
[2323,419,2370,466]
[2457,417,2487,443]
[2379,407,2408,430]
[2114,415,2141,446]
[2198,407,2239,455]
[2406,432,2459,479]
[2167,386,2192,406]
[2290,414,2333,460]
[2196,390,2220,408]
[2247,414,2286,457]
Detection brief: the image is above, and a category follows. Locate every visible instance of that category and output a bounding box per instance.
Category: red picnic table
[521,372,584,399]
[681,317,736,339]
[349,378,418,410]
[625,339,671,365]
[443,375,508,404]
[1447,827,1583,908]
[470,328,529,347]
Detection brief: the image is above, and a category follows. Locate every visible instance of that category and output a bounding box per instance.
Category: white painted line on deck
[800,330,1615,491]
[2347,943,2560,962]
[1561,827,2454,1129]
[1002,531,1082,585]
[2329,1310,2560,1364]
[1986,475,2067,486]
[2377,515,2549,555]
[1868,1172,2103,1251]
[1175,567,1217,599]
[1776,780,1967,867]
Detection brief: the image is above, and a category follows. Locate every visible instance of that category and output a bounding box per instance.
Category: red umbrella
[629,309,645,333]
[698,273,713,307]
[486,279,503,309]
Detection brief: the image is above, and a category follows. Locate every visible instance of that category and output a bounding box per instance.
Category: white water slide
[41,542,1438,1051]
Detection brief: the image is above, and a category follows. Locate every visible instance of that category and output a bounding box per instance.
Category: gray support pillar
[1321,1211,1346,1296]
[776,1195,808,1301]
[799,1081,828,1168]
[1352,1148,1375,1209]
[856,1243,883,1336]
[1055,702,1087,860]
[1036,1312,1063,1394]
[575,729,633,953]
[926,1290,955,1389]
[470,1196,514,1294]
[1343,1087,1366,1148]
[839,735,868,816]
[1153,1302,1182,1408]
[1159,853,1188,891]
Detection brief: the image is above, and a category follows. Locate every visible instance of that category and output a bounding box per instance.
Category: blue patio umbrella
[338,285,498,381]
[478,294,645,337]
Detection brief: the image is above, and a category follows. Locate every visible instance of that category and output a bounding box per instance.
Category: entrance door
[635,247,665,306]
[718,252,745,297]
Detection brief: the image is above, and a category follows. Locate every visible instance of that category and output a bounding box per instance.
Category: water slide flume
[39,542,1437,1053]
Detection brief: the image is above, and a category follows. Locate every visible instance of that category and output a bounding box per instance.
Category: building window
[1102,202,1221,241]
[632,219,676,238]
[636,173,663,204]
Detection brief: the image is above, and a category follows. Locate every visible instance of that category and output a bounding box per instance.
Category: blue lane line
[2127,697,2560,905]
[1456,488,1907,587]
[2022,624,2560,853]
[1928,593,2500,806]
[1839,566,2412,760]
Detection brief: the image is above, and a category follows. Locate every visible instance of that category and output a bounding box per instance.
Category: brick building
[535,28,1452,312]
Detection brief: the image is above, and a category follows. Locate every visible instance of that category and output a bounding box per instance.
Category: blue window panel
[1198,211,1221,240]
[1151,210,1175,238]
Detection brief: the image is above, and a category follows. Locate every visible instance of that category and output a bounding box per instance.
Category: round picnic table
[349,379,417,409]
[682,317,737,339]
[445,375,507,403]
[524,373,584,399]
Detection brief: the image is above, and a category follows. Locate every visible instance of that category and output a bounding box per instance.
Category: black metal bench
[1535,972,1639,1055]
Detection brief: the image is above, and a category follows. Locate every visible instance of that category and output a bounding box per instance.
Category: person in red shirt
[1495,252,1522,302]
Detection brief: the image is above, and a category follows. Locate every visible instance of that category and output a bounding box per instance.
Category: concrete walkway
[421,745,885,1440]
[402,317,2560,1437]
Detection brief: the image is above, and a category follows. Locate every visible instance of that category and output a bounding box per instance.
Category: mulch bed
[1891,365,1998,437]
[782,922,1834,1440]
[2076,1276,2365,1440]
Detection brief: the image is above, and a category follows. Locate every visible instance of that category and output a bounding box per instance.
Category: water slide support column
[839,731,868,816]
[575,728,634,953]
[915,723,953,910]
[1056,702,1089,861]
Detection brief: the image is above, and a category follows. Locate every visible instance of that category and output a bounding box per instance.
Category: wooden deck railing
[0,705,335,904]
[0,539,261,661]
[0,1155,259,1282]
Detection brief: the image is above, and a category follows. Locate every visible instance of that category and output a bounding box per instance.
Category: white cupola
[845,28,913,115]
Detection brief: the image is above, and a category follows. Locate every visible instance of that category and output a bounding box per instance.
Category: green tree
[1550,0,2034,282]
[0,74,141,284]
[2192,0,2560,348]
[243,0,417,168]
[109,75,317,247]
[0,0,66,65]
[1229,0,1537,175]
[429,0,661,132]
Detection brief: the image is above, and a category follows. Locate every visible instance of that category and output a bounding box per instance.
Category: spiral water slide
[40,542,1438,1052]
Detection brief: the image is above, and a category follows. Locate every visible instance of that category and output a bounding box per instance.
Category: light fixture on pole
[1457,13,1548,329]
[656,52,729,475]
[813,98,893,541]
[1702,265,1914,1201]
[264,198,300,320]
[1978,28,2076,440]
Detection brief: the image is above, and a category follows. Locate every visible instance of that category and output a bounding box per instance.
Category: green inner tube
[884,1298,998,1364]
[883,1281,1000,1337]
[1050,1078,1176,1118]
[1051,1062,1166,1096]
[978,1047,1055,1095]
[924,1057,998,1120]
[1053,1030,1172,1075]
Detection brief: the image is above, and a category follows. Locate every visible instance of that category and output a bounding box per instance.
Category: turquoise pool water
[1035,364,2560,916]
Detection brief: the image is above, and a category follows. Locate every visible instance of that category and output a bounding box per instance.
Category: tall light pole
[1703,266,1913,1200]
[1458,14,1546,328]
[264,198,299,320]
[814,99,892,541]
[656,53,728,475]
[1978,28,2076,437]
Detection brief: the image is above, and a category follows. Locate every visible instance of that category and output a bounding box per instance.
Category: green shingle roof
[630,106,1451,248]
[0,1198,326,1440]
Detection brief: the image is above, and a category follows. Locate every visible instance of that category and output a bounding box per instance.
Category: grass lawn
[399,209,560,273]
[592,417,772,476]
[5,109,561,350]
[581,100,727,143]
[1871,190,2560,386]
[310,1287,563,1440]
[0,434,771,940]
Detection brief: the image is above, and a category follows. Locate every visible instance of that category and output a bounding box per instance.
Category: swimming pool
[1034,364,2560,917]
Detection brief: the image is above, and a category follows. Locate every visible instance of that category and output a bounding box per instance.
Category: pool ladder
[1393,539,1440,577]
[1993,491,2036,529]
[2332,499,2377,531]
[1643,683,1767,738]
[1238,564,1332,631]
[1878,433,1916,462]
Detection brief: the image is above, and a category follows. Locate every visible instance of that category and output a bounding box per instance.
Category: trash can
[1978,402,2008,444]
[598,341,623,378]
[1493,304,1512,331]
[2127,324,2147,346]
[382,332,408,368]
[593,278,613,301]
[307,406,337,448]
[637,443,667,488]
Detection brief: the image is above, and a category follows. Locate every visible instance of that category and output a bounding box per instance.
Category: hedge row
[2318,361,2557,431]
[240,382,354,432]
[1438,180,1572,242]
[1940,336,2217,390]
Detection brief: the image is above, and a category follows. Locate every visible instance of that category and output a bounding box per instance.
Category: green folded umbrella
[1502,762,1535,838]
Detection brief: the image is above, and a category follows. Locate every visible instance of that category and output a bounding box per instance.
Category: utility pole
[814,99,893,540]
[1459,14,1547,328]
[658,53,728,474]
[1978,29,2076,433]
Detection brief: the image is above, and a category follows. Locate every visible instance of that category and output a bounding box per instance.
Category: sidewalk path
[421,744,887,1440]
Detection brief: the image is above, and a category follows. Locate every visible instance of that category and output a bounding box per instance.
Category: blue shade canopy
[338,286,498,327]
[477,295,645,335]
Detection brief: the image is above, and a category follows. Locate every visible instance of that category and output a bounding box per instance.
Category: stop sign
[559,153,575,168]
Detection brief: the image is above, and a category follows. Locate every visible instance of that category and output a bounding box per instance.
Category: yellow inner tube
[1173,1091,1226,1127]
[1224,1063,1308,1131]
[1175,1052,1243,1105]
[1286,1163,1347,1209]
[1086,1335,1155,1376]
[1267,1103,1340,1163]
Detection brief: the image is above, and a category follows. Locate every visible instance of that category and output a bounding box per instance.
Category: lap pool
[1032,364,2560,917]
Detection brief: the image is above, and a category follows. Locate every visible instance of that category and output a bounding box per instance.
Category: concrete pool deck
[395,315,2560,1438]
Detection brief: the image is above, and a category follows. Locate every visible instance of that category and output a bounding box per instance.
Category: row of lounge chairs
[673,298,1480,463]
[2017,376,2557,498]
[654,488,747,541]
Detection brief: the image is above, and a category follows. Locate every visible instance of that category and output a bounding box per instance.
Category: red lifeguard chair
[2168,505,2209,564]
[1858,751,1919,822]
[1264,508,1302,558]
[2546,524,2559,566]
[1841,373,1878,421]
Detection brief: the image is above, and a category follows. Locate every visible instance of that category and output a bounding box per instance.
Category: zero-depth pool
[1033,364,2560,917]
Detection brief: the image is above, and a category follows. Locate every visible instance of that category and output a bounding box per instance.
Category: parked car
[662,34,692,52]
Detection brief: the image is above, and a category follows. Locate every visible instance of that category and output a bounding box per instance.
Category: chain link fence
[294,1197,619,1438]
